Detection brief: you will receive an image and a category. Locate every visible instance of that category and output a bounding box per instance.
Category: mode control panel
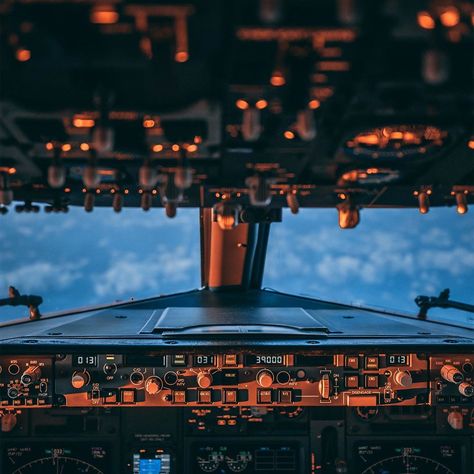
[0,356,53,407]
[52,352,434,408]
[1,352,472,409]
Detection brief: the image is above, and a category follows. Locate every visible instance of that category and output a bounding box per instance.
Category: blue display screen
[139,459,162,473]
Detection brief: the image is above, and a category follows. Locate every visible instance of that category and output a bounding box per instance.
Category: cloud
[0,260,87,293]
[93,246,199,298]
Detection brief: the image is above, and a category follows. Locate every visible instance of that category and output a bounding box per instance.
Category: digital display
[126,355,166,367]
[244,355,286,366]
[72,355,97,368]
[386,355,409,366]
[133,452,171,474]
[193,355,215,366]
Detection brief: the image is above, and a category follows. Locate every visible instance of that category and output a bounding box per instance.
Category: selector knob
[145,376,163,395]
[447,411,463,430]
[71,371,90,389]
[257,370,274,388]
[441,364,464,384]
[394,370,412,388]
[197,372,213,389]
[458,382,474,397]
[21,366,41,386]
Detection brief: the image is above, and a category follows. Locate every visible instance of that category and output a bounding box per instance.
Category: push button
[223,389,238,404]
[121,389,136,404]
[198,390,212,403]
[102,389,118,404]
[224,354,238,366]
[172,390,186,404]
[345,356,359,369]
[365,375,379,389]
[278,389,293,403]
[365,356,379,370]
[345,375,359,389]
[257,389,273,404]
[172,355,187,367]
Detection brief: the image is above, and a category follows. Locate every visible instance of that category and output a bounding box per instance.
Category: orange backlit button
[365,375,379,389]
[198,390,212,404]
[278,389,293,403]
[345,356,359,369]
[172,390,186,404]
[257,389,273,404]
[224,354,238,366]
[121,389,136,404]
[345,375,359,389]
[365,356,379,370]
[223,389,238,404]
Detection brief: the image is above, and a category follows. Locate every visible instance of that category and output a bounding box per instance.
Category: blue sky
[0,206,473,322]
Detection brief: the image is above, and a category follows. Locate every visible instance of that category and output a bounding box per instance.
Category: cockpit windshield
[2,206,473,323]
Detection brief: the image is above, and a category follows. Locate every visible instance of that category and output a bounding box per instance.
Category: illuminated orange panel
[440,7,460,27]
[90,7,119,25]
[143,119,155,129]
[270,72,286,87]
[417,11,435,30]
[80,143,90,151]
[61,144,72,152]
[284,130,295,140]
[187,144,198,152]
[236,99,249,110]
[16,48,31,62]
[152,144,164,152]
[308,99,321,110]
[255,99,268,110]
[73,117,95,128]
[175,51,189,63]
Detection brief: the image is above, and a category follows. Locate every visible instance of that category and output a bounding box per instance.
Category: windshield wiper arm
[415,288,474,320]
[0,286,42,320]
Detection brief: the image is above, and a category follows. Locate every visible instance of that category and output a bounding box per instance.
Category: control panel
[1,353,473,409]
[0,356,53,408]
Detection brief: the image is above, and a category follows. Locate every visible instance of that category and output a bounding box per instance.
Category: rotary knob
[145,376,163,395]
[71,371,90,389]
[458,382,474,397]
[394,370,412,388]
[440,364,464,384]
[447,411,463,430]
[197,372,213,389]
[21,366,41,386]
[257,369,274,388]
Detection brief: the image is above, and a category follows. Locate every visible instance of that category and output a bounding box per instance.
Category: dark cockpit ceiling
[0,0,473,219]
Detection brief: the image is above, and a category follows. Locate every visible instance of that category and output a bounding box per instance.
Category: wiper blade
[415,288,474,319]
[0,286,42,320]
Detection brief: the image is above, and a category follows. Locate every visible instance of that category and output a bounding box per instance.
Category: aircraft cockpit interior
[0,1,473,473]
